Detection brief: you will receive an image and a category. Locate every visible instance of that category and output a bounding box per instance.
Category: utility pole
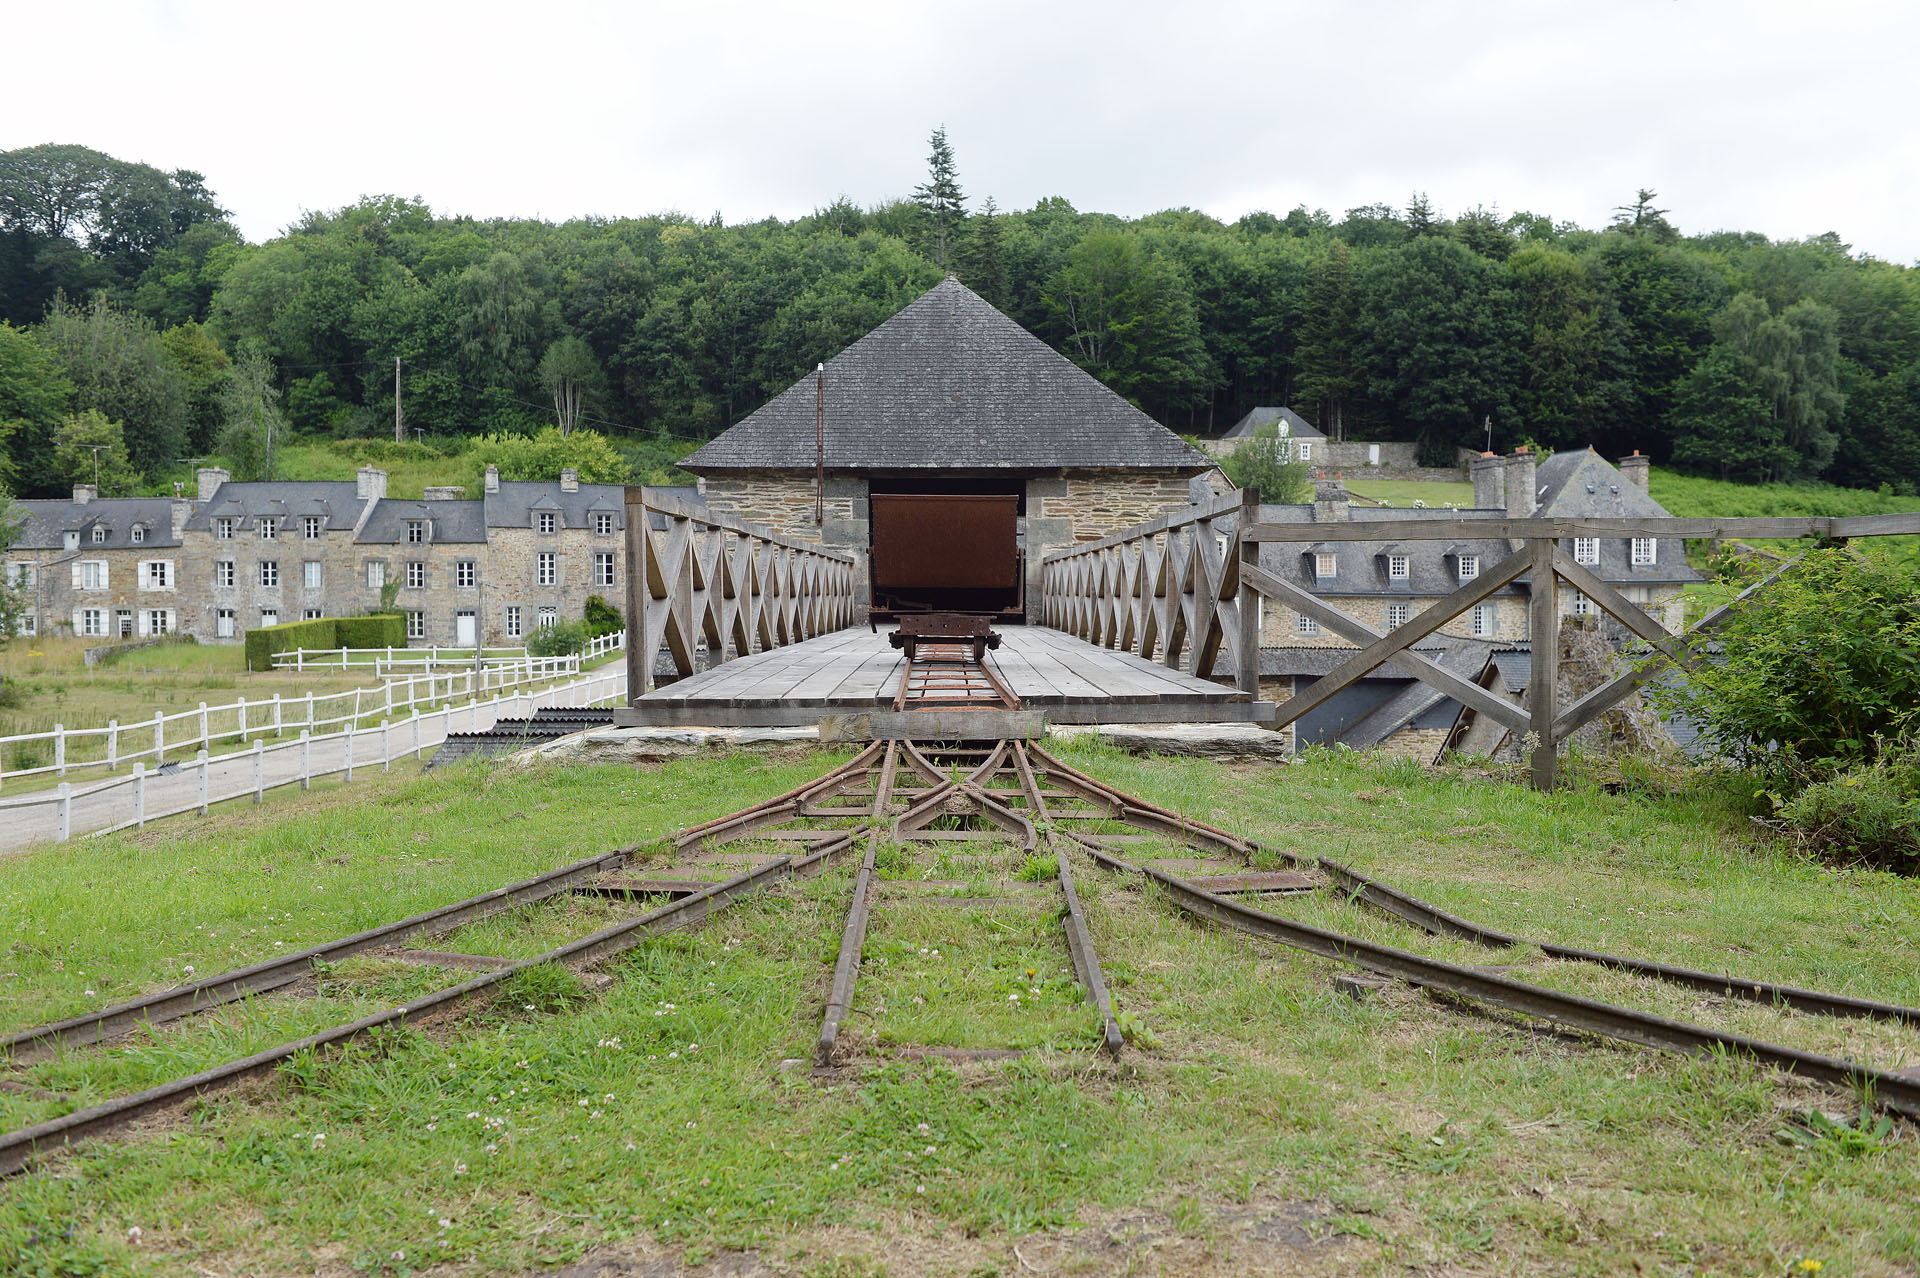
[814,363,825,526]
[85,445,104,488]
[394,356,404,444]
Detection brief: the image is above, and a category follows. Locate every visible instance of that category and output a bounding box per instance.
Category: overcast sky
[10,0,1919,263]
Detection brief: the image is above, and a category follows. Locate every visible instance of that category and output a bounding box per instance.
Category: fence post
[273,694,282,736]
[344,726,355,782]
[306,691,315,732]
[133,762,145,828]
[353,687,363,729]
[381,718,390,772]
[196,749,209,815]
[57,782,71,842]
[296,648,305,673]
[54,724,64,776]
[301,730,311,791]
[238,696,248,742]
[470,696,479,730]
[154,711,165,766]
[107,720,117,768]
[198,701,209,749]
[385,681,394,717]
[253,739,265,803]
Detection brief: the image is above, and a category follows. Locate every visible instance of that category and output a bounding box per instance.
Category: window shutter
[71,563,82,589]
[71,608,82,633]
[138,562,150,590]
[100,563,108,589]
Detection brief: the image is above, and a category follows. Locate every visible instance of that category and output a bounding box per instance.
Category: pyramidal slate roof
[681,277,1208,475]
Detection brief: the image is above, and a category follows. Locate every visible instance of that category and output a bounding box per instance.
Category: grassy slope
[2,746,1916,1275]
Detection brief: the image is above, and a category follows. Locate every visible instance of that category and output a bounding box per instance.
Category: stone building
[680,275,1210,621]
[8,486,195,639]
[478,466,629,646]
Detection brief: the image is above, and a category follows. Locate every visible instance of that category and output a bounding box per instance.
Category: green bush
[1773,744,1920,871]
[334,614,406,649]
[244,618,336,671]
[583,594,623,638]
[1645,547,1920,776]
[527,619,587,657]
[1219,422,1312,503]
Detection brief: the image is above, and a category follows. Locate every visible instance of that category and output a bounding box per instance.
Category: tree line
[2,138,1918,501]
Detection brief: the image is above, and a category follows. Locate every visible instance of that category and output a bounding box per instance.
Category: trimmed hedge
[242,614,408,670]
[335,614,407,649]
[244,618,336,671]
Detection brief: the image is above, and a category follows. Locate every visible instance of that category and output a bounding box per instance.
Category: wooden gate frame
[623,488,860,697]
[1243,512,1918,789]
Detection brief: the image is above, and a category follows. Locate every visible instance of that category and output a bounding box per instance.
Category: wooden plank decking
[615,626,1269,727]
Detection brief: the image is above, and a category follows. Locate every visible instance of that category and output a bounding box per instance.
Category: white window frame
[1573,537,1599,566]
[1297,441,1312,463]
[144,609,172,637]
[216,608,235,639]
[1387,554,1410,581]
[407,610,426,640]
[406,520,425,544]
[537,551,557,586]
[215,517,233,540]
[406,561,425,589]
[16,611,33,637]
[595,513,615,536]
[593,552,615,588]
[456,560,476,588]
[1631,537,1656,567]
[1314,552,1337,580]
[80,608,107,637]
[1386,602,1410,629]
[260,560,279,588]
[1457,554,1479,582]
[130,525,145,544]
[1470,603,1495,638]
[260,608,279,627]
[214,559,236,588]
[367,561,386,590]
[303,560,323,590]
[91,526,108,544]
[1570,591,1595,617]
[259,518,277,540]
[504,605,522,639]
[302,608,323,621]
[139,560,174,591]
[1293,612,1319,636]
[304,516,324,540]
[537,606,558,630]
[6,562,35,589]
[537,511,557,534]
[75,560,109,591]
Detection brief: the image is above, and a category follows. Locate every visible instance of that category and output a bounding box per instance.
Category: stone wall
[1036,473,1197,542]
[1202,438,1475,482]
[1260,595,1531,647]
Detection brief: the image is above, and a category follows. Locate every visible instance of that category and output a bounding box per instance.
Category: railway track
[5,735,1917,1177]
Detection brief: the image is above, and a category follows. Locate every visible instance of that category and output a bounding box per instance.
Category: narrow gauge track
[1028,747,1920,1117]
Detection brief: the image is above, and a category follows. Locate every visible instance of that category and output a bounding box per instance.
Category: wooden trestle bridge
[621,487,1919,789]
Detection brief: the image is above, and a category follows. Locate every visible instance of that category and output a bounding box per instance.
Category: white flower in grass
[453,1162,468,1176]
[391,1250,405,1262]
[183,965,195,975]
[484,1143,498,1154]
[126,1226,143,1243]
[916,1123,930,1133]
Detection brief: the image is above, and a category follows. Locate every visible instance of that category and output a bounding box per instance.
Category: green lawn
[1344,479,1476,508]
[3,745,1916,1275]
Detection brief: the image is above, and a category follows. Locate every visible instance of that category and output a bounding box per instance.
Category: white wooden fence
[1,665,627,848]
[0,653,600,794]
[271,628,626,672]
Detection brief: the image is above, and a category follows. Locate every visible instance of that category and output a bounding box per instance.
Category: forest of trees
[2,138,1918,501]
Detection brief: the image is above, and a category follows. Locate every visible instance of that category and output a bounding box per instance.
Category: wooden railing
[624,487,861,696]
[1040,488,1262,701]
[1046,500,1919,790]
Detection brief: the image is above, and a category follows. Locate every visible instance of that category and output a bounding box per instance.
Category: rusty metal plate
[871,494,1018,589]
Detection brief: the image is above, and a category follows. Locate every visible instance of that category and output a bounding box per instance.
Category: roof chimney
[559,468,579,493]
[1313,477,1351,523]
[1470,451,1505,511]
[422,486,465,502]
[1618,450,1651,493]
[72,483,96,505]
[1504,446,1537,519]
[356,466,388,501]
[197,467,230,501]
[484,464,500,495]
[171,497,193,540]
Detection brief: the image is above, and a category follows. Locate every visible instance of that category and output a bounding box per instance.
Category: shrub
[334,614,406,649]
[1219,422,1312,503]
[1645,547,1920,776]
[1772,743,1920,872]
[583,594,623,638]
[243,618,336,671]
[527,619,587,657]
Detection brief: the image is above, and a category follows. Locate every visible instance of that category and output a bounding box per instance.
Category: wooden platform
[616,626,1270,727]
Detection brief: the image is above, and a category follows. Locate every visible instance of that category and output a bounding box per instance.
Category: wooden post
[107,720,117,768]
[154,711,165,766]
[133,762,145,828]
[196,749,209,815]
[381,719,390,771]
[344,726,355,782]
[625,485,649,697]
[1236,491,1261,702]
[252,739,265,803]
[238,696,247,742]
[305,691,315,733]
[1528,536,1559,792]
[300,730,311,791]
[54,724,64,776]
[198,701,208,749]
[272,694,282,736]
[57,782,70,842]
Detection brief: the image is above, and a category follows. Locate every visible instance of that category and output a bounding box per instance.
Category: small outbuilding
[679,276,1211,621]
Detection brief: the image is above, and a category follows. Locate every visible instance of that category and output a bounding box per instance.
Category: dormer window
[215,517,233,540]
[1387,554,1410,581]
[406,520,425,544]
[595,513,615,536]
[304,516,324,539]
[1631,537,1656,567]
[1573,537,1599,566]
[259,518,277,540]
[92,526,108,544]
[1457,553,1478,582]
[1314,552,1337,579]
[131,525,145,544]
[538,511,557,534]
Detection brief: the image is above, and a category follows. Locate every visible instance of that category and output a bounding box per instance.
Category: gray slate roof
[681,277,1208,475]
[359,498,488,544]
[12,497,182,550]
[1534,450,1702,586]
[1222,406,1325,441]
[1253,504,1524,598]
[183,481,370,533]
[483,482,628,530]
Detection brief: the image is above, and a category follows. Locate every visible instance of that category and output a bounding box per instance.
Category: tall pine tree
[913,127,966,272]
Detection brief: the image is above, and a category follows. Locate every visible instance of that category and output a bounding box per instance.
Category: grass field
[1343,479,1476,508]
[2,745,1916,1275]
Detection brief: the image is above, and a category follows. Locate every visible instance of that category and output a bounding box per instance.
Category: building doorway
[868,478,1024,620]
[455,610,477,646]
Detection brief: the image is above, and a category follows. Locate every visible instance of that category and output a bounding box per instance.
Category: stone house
[355,487,489,645]
[478,466,628,646]
[8,486,195,639]
[680,275,1210,622]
